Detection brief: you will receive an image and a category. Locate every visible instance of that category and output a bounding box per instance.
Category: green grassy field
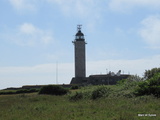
[0,85,159,120]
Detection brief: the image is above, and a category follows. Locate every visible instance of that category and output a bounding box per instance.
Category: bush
[16,89,28,94]
[71,85,79,90]
[117,75,142,90]
[134,73,160,97]
[39,85,68,95]
[0,89,38,95]
[0,91,14,95]
[69,92,83,101]
[69,90,92,101]
[92,86,111,100]
[144,67,160,79]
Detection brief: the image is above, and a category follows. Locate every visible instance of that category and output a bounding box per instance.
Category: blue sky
[0,0,160,89]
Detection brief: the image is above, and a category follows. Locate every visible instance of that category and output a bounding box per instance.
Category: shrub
[29,89,39,93]
[0,91,14,95]
[92,86,111,100]
[0,89,38,95]
[39,85,68,95]
[16,89,28,94]
[71,85,79,90]
[69,92,83,101]
[116,79,127,85]
[144,67,160,79]
[134,73,160,97]
[117,75,142,90]
[69,90,92,101]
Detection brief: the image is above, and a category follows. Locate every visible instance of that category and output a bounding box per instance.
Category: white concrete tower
[72,25,86,78]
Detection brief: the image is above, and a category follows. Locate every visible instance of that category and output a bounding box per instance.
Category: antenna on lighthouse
[77,24,82,31]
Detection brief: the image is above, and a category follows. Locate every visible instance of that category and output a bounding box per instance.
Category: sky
[0,0,160,89]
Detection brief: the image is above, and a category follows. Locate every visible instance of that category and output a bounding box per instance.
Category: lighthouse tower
[70,25,87,84]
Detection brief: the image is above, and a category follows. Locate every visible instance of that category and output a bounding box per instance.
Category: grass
[0,85,159,120]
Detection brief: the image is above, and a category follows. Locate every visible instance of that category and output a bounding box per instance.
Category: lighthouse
[70,25,87,84]
[73,25,86,78]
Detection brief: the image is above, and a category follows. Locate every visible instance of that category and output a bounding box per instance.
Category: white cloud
[0,63,74,89]
[47,0,102,20]
[6,23,54,47]
[1,55,160,89]
[139,15,160,49]
[9,0,37,12]
[20,23,37,34]
[109,0,160,12]
[87,55,160,77]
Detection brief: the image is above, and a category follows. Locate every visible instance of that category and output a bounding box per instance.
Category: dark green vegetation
[39,85,69,95]
[0,89,38,95]
[134,73,160,97]
[0,67,160,120]
[71,85,79,90]
[144,67,160,79]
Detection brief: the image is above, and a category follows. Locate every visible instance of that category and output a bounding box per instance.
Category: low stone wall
[3,84,73,90]
[88,74,130,85]
[70,74,130,85]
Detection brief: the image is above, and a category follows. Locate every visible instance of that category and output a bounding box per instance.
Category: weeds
[91,86,111,99]
[69,85,112,101]
[0,85,160,120]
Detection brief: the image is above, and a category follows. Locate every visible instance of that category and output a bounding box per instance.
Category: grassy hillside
[0,85,159,120]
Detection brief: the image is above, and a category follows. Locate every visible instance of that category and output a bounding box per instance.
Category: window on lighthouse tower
[81,36,84,39]
[76,36,84,39]
[76,36,79,39]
